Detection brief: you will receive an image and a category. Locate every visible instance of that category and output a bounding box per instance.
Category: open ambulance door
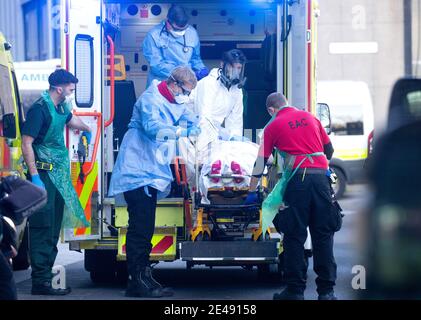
[278,0,318,114]
[61,0,103,241]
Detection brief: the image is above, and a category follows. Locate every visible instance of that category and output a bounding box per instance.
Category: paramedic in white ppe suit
[180,49,247,185]
[191,49,247,151]
[142,4,208,88]
[108,66,200,298]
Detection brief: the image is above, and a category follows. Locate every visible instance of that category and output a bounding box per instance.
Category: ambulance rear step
[179,239,280,263]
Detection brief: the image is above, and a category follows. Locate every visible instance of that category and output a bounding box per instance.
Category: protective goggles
[167,19,188,31]
[170,75,191,96]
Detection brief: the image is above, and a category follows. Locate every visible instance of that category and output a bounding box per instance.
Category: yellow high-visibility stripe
[334,149,368,160]
[80,162,98,209]
[71,162,98,236]
[151,235,164,247]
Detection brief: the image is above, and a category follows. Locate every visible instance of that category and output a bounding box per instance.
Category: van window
[75,34,94,108]
[331,103,364,136]
[407,91,421,119]
[0,65,16,136]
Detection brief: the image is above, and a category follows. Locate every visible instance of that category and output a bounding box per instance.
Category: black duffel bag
[0,175,47,225]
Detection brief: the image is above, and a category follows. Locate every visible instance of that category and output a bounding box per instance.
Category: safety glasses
[178,83,191,96]
[167,19,188,31]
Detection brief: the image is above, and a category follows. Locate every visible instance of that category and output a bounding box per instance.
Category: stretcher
[175,140,272,242]
[174,139,282,273]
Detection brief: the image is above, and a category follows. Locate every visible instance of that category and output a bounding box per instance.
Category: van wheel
[12,225,30,271]
[332,168,346,199]
[257,263,284,283]
[85,249,118,284]
[116,261,128,284]
[90,271,116,284]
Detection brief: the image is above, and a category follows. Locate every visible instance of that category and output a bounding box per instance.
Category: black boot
[318,291,338,300]
[31,281,71,296]
[125,266,170,298]
[273,288,304,300]
[142,266,173,297]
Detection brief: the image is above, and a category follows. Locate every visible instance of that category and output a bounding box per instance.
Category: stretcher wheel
[254,231,270,241]
[242,265,254,271]
[193,231,210,241]
[257,262,284,283]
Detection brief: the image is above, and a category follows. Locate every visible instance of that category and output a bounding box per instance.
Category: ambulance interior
[104,1,278,159]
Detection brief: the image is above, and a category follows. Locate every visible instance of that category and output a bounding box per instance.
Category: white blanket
[198,140,259,204]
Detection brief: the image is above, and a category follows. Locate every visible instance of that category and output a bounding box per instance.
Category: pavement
[14,184,369,300]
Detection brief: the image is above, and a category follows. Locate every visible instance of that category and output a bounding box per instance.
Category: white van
[317,81,374,198]
[13,59,61,114]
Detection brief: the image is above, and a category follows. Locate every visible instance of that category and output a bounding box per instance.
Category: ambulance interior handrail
[104,35,115,128]
[73,111,102,177]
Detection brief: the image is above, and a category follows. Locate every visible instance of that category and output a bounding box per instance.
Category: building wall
[0,0,25,61]
[412,0,421,78]
[0,0,60,62]
[317,0,406,131]
[1,0,418,128]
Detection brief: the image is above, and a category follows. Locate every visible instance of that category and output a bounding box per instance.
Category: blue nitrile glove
[179,129,188,137]
[82,131,92,144]
[195,68,209,80]
[218,128,231,141]
[244,191,258,205]
[31,174,45,189]
[179,126,201,137]
[230,135,250,142]
[187,126,201,137]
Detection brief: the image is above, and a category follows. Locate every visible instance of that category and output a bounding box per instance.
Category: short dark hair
[167,4,189,28]
[48,69,78,87]
[266,92,288,109]
[222,49,247,65]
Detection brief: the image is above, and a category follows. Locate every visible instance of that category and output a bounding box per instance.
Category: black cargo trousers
[274,171,340,295]
[123,186,158,276]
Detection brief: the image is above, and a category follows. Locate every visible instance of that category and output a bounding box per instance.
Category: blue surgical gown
[108,80,198,199]
[142,21,206,87]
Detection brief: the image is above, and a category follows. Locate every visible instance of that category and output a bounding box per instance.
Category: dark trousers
[274,173,337,295]
[28,171,64,286]
[0,251,17,300]
[124,186,157,276]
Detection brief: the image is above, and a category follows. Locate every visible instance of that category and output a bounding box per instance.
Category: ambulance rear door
[61,0,103,241]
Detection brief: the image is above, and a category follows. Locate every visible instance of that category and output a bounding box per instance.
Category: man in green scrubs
[21,69,91,295]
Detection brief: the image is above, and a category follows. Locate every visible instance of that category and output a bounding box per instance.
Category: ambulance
[59,0,325,282]
[0,32,29,270]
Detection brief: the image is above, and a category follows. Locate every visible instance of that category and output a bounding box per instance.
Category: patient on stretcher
[197,140,260,204]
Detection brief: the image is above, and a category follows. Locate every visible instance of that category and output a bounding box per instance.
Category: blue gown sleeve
[189,31,206,72]
[176,107,199,128]
[142,32,177,79]
[139,95,178,140]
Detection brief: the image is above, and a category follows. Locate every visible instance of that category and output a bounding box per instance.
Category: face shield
[219,62,246,89]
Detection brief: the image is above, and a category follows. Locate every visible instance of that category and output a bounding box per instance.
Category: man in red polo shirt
[246,92,337,300]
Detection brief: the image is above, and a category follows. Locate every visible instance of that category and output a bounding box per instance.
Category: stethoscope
[160,24,189,53]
